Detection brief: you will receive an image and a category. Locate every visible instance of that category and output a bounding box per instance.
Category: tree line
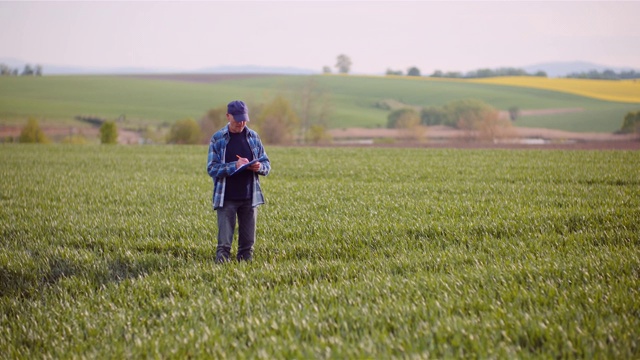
[385,99,516,142]
[329,53,640,80]
[0,63,43,76]
[165,77,332,145]
[566,69,640,80]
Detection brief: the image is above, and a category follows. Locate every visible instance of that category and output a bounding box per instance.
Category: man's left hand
[248,162,261,172]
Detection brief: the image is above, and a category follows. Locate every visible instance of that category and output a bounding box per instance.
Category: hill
[0,57,318,76]
[0,74,638,135]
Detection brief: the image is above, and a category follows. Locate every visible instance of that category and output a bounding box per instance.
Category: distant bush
[620,111,640,134]
[167,118,201,144]
[387,108,420,129]
[407,67,421,77]
[304,125,332,145]
[445,99,496,130]
[255,96,300,145]
[420,106,449,126]
[199,107,228,144]
[19,118,50,143]
[100,121,118,144]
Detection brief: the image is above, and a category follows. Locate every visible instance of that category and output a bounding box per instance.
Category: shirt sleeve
[207,136,236,179]
[252,133,270,176]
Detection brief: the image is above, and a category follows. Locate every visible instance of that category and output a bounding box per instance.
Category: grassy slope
[1,75,638,132]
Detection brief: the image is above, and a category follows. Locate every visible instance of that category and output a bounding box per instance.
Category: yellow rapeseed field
[470,76,640,103]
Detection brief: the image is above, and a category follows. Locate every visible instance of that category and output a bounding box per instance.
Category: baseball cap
[227,100,250,122]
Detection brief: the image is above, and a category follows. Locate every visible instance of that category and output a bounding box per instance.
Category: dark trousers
[216,199,257,262]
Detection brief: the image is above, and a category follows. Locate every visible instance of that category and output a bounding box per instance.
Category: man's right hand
[236,155,249,169]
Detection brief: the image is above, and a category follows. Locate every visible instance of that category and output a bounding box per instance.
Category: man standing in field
[207,100,271,263]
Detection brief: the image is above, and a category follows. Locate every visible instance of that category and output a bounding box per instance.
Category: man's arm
[207,138,236,178]
[252,135,270,176]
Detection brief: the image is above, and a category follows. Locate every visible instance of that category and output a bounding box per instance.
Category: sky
[1,1,639,75]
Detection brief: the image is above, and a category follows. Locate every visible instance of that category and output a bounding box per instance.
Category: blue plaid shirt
[207,124,270,210]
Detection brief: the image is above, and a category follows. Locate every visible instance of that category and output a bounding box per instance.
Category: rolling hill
[0,74,638,134]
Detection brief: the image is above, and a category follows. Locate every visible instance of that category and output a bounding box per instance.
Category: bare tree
[294,77,332,144]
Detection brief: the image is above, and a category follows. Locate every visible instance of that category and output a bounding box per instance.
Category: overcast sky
[1,1,639,74]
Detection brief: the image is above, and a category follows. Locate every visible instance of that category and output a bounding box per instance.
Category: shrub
[620,111,640,134]
[387,108,420,129]
[255,96,299,145]
[305,125,332,145]
[444,99,496,130]
[420,106,449,126]
[199,107,228,144]
[167,118,201,144]
[100,121,118,144]
[19,118,50,143]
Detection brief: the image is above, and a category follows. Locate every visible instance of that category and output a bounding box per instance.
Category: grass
[1,74,639,133]
[1,144,639,358]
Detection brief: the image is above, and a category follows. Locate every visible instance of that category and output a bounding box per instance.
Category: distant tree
[407,67,421,76]
[35,65,43,76]
[420,106,448,126]
[322,66,332,74]
[255,95,300,145]
[0,63,13,76]
[335,54,352,74]
[477,109,514,142]
[444,71,463,78]
[443,99,495,129]
[305,124,332,144]
[294,77,332,144]
[167,118,200,144]
[386,69,403,76]
[430,70,444,78]
[388,108,424,141]
[19,118,50,143]
[387,108,420,129]
[508,106,520,121]
[100,121,118,144]
[21,64,34,76]
[620,111,640,134]
[199,106,228,144]
[534,71,547,77]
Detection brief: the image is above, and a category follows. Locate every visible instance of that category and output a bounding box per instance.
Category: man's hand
[248,162,261,172]
[236,155,260,171]
[236,155,249,169]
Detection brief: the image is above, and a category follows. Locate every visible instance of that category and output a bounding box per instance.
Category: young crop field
[1,145,639,358]
[1,75,639,133]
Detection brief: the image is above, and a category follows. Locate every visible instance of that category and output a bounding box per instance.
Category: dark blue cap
[227,100,249,122]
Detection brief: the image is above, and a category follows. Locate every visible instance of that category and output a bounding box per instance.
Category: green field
[1,145,639,358]
[1,75,639,133]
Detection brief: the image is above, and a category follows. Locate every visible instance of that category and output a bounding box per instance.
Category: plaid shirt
[207,124,270,210]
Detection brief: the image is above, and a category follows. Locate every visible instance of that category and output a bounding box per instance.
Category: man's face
[227,114,247,133]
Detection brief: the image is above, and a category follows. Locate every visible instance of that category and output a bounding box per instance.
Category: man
[207,100,271,263]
